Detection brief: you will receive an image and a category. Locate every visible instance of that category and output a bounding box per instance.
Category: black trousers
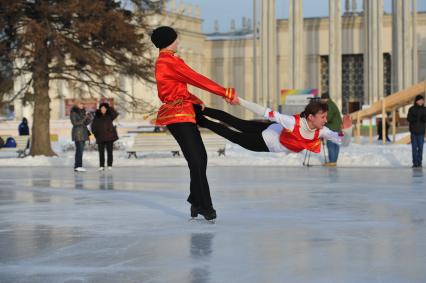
[74,141,85,168]
[197,106,271,152]
[98,141,114,167]
[167,123,212,209]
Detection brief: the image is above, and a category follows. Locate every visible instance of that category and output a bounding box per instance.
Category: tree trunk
[30,46,56,156]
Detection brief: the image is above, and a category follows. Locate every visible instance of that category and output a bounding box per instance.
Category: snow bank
[0,135,418,168]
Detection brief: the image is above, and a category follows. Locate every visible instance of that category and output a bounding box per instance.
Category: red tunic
[154,50,235,125]
[279,115,322,153]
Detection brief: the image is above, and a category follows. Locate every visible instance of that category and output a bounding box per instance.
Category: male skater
[151,26,238,221]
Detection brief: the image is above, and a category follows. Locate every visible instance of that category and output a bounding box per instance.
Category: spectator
[407,95,426,168]
[91,102,119,171]
[321,92,342,166]
[18,117,30,150]
[70,101,93,172]
[377,113,391,142]
[18,117,30,136]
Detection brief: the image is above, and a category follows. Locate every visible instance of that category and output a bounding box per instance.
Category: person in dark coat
[18,118,30,136]
[70,101,93,172]
[91,102,119,170]
[407,95,426,168]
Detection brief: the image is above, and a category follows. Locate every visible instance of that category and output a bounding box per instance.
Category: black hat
[415,95,424,102]
[99,102,110,109]
[321,92,330,99]
[150,26,178,49]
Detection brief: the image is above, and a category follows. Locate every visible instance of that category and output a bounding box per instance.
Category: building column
[260,0,277,107]
[392,0,415,92]
[363,0,383,105]
[402,0,412,88]
[345,0,350,14]
[289,0,303,89]
[412,0,418,83]
[329,0,342,108]
[252,0,258,104]
[392,0,403,92]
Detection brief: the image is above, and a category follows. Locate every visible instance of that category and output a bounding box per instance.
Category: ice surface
[0,166,426,283]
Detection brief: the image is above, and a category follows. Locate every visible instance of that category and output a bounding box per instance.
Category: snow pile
[0,135,419,168]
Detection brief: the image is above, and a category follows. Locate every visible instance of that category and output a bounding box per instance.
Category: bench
[0,135,30,158]
[126,133,180,158]
[127,125,165,134]
[126,133,227,158]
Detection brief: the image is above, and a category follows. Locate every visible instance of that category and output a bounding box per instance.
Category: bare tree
[0,0,162,156]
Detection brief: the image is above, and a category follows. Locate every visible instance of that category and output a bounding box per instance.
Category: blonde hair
[73,99,83,106]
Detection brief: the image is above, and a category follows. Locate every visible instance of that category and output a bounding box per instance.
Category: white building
[2,0,426,125]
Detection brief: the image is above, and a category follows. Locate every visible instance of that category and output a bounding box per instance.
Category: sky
[180,0,426,33]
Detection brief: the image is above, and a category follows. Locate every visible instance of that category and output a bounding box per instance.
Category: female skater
[194,98,352,154]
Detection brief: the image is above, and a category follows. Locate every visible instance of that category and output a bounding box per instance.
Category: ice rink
[1,166,426,283]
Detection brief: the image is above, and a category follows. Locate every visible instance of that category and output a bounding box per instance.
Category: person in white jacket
[194,98,352,154]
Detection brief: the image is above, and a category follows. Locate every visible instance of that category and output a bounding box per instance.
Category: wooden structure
[350,80,426,144]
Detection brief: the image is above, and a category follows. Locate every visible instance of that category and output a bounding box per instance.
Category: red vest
[279,115,321,153]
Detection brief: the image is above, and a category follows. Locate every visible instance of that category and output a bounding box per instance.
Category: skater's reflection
[99,172,114,190]
[31,191,51,203]
[74,172,84,190]
[190,233,214,283]
[31,171,52,189]
[412,168,423,179]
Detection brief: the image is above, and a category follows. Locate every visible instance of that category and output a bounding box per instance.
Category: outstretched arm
[238,98,295,130]
[320,115,353,146]
[169,59,237,102]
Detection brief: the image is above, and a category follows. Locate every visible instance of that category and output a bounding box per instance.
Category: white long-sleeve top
[238,98,351,153]
[261,108,352,153]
